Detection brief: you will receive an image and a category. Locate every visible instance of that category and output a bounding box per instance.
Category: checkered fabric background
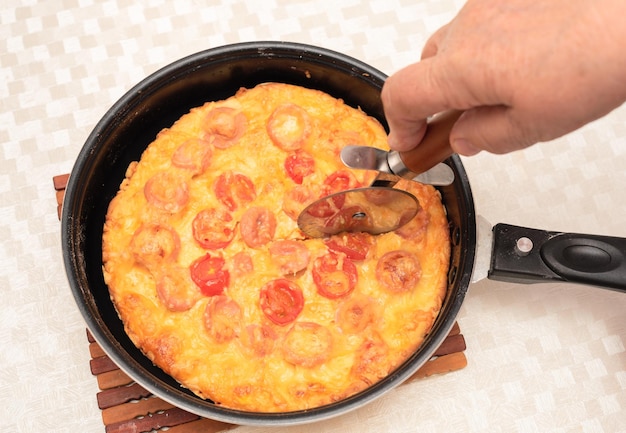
[2,1,625,432]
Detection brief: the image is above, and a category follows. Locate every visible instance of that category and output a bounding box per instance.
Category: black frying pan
[61,41,625,426]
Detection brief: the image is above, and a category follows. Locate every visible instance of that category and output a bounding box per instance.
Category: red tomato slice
[323,170,357,192]
[144,171,189,213]
[259,278,304,326]
[312,251,358,299]
[269,240,310,275]
[375,250,422,293]
[282,322,333,368]
[325,232,373,261]
[284,150,314,184]
[129,223,181,270]
[190,253,230,296]
[171,138,213,174]
[203,107,247,149]
[306,170,359,218]
[203,295,242,343]
[214,171,256,212]
[266,103,311,151]
[192,208,236,250]
[240,206,276,248]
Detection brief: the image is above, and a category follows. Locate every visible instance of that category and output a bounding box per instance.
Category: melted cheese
[102,83,450,412]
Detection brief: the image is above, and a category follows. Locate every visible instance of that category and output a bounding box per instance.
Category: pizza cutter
[297,110,462,238]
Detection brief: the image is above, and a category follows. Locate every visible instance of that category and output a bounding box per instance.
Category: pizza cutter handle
[398,110,463,175]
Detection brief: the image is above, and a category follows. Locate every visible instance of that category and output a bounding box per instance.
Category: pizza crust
[102,83,450,412]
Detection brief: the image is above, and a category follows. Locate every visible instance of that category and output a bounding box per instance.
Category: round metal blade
[297,187,420,238]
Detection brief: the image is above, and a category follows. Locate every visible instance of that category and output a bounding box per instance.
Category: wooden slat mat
[54,174,467,433]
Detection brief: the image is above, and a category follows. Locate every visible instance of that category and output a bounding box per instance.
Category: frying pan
[61,41,626,426]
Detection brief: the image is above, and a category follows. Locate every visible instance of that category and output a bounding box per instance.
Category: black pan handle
[488,223,626,292]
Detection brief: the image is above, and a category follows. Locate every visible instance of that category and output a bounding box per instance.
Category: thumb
[381,74,427,152]
[451,107,536,155]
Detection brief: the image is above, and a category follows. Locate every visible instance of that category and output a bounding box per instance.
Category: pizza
[102,82,450,412]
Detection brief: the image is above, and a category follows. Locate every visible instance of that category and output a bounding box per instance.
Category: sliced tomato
[203,106,247,149]
[171,138,213,174]
[312,251,357,299]
[322,170,358,195]
[269,240,310,275]
[192,208,236,250]
[325,232,373,260]
[190,253,230,296]
[214,171,256,212]
[259,278,304,326]
[240,206,276,248]
[306,170,359,218]
[203,296,242,343]
[130,223,181,270]
[375,250,422,293]
[284,150,314,184]
[266,103,311,151]
[144,171,189,213]
[282,185,316,221]
[282,322,333,368]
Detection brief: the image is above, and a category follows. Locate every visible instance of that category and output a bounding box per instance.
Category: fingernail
[452,138,481,156]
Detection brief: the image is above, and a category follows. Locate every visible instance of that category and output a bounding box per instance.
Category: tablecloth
[2,1,625,432]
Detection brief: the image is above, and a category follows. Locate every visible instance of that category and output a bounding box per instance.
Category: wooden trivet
[54,174,467,433]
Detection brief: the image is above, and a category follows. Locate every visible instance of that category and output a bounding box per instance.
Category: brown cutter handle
[398,110,463,174]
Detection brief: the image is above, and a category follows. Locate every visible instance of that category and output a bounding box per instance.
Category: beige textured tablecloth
[2,1,625,432]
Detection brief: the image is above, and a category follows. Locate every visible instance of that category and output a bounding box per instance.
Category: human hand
[381,0,626,156]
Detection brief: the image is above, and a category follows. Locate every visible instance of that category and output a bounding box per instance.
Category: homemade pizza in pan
[102,82,450,412]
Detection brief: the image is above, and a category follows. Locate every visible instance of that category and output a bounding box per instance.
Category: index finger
[381,59,452,151]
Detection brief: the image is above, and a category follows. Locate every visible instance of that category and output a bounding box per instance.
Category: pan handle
[488,223,626,292]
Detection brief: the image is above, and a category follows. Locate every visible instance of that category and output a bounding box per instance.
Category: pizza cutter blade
[297,110,464,238]
[297,186,420,238]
